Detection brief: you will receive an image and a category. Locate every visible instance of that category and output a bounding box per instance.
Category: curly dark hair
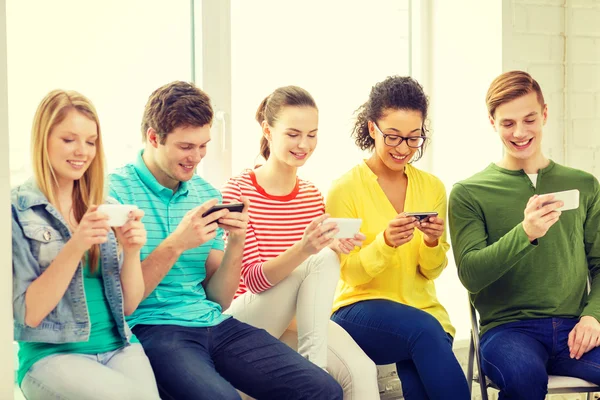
[353,76,430,162]
[141,81,213,144]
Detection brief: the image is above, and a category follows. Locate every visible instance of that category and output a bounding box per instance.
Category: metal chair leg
[467,332,474,395]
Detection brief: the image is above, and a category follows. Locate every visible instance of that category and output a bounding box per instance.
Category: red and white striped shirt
[221,170,325,298]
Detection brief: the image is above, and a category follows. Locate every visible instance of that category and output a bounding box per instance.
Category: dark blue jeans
[133,317,343,400]
[481,317,600,400]
[332,299,470,400]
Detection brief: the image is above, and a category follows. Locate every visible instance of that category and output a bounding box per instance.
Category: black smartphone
[202,203,244,218]
[405,212,438,221]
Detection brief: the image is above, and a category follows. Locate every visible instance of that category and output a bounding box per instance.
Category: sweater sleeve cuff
[246,264,273,293]
[358,232,397,277]
[375,231,398,257]
[581,304,600,323]
[516,223,538,247]
[419,240,446,270]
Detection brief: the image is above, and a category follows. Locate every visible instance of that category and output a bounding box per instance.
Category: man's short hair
[486,71,545,118]
[141,81,213,143]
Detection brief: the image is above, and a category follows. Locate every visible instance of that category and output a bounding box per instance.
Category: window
[7,0,192,185]
[230,0,412,194]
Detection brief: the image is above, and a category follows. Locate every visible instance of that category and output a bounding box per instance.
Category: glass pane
[231,0,410,193]
[7,0,192,185]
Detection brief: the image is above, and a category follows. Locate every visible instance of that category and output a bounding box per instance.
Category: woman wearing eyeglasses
[327,76,470,400]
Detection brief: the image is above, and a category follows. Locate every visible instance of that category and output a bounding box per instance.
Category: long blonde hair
[31,89,106,272]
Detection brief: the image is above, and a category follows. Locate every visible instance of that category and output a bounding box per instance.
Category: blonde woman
[12,90,159,400]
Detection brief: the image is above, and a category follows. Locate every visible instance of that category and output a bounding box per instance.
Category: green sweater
[448,161,600,335]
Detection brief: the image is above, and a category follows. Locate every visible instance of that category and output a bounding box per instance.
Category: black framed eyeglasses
[373,122,427,148]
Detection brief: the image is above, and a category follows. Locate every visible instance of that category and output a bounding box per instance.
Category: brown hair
[486,71,545,118]
[255,86,317,160]
[141,81,213,143]
[32,90,106,273]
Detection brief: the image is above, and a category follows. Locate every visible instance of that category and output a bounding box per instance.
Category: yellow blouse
[326,161,454,336]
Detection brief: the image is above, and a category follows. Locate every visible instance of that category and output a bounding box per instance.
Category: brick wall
[504,0,600,175]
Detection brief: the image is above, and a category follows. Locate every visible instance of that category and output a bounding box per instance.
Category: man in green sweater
[449,70,600,399]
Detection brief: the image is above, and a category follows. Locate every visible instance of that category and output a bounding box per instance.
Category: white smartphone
[541,189,579,211]
[98,204,138,227]
[323,218,362,239]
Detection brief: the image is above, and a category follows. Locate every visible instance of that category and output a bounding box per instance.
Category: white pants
[225,247,379,400]
[20,343,160,400]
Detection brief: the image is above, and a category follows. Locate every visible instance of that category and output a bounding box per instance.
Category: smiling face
[263,106,318,168]
[369,108,424,173]
[490,91,547,165]
[47,109,98,187]
[145,124,211,189]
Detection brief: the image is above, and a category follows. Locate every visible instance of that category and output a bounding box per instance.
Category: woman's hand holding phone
[299,214,339,255]
[335,233,367,254]
[115,208,147,252]
[417,215,444,246]
[71,205,111,254]
[384,213,418,248]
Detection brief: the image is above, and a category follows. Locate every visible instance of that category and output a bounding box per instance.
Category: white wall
[0,0,14,396]
[230,0,410,195]
[428,0,504,341]
[503,0,600,175]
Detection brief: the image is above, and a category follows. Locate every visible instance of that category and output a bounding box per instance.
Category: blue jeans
[133,317,343,400]
[481,317,600,400]
[332,299,470,400]
[20,343,160,400]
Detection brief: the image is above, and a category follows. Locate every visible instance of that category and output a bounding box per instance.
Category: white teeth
[514,139,531,146]
[68,161,84,166]
[391,154,407,160]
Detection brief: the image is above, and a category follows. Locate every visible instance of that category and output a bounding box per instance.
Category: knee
[341,352,377,386]
[338,357,378,397]
[311,247,340,277]
[483,357,547,399]
[409,312,449,347]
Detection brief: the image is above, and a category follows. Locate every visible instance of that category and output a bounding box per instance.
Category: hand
[384,213,418,248]
[171,199,229,252]
[332,233,367,255]
[417,216,444,246]
[522,194,563,242]
[71,205,110,253]
[217,197,250,242]
[299,214,338,256]
[115,209,146,253]
[568,316,600,359]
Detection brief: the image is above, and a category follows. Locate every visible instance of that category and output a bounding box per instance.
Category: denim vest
[12,179,133,344]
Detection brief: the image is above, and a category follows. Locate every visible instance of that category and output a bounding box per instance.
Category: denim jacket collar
[14,179,51,211]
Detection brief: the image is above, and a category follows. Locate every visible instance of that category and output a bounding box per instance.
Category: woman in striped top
[222,86,380,399]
